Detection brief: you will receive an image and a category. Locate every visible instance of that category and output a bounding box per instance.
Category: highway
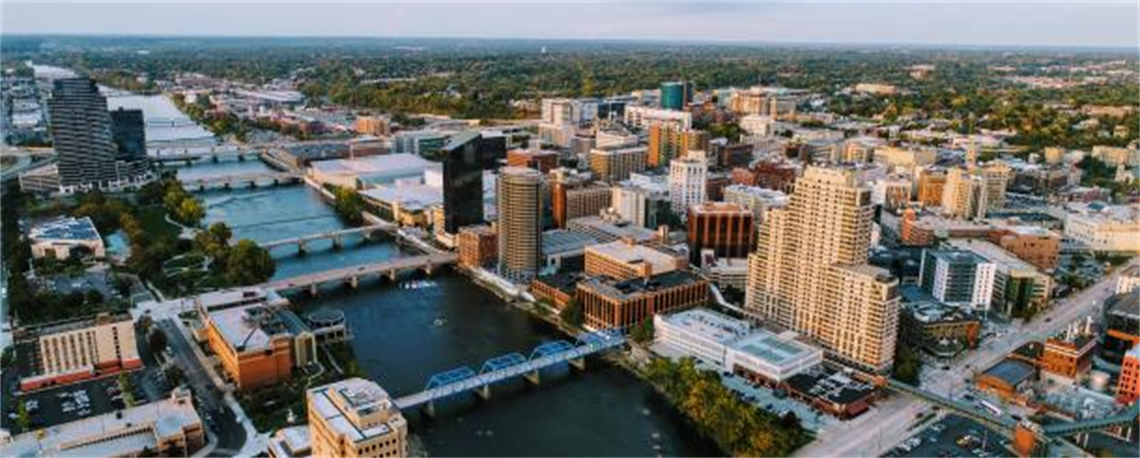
[795,257,1138,458]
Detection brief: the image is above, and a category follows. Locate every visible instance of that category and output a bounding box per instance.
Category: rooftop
[659,309,750,344]
[361,184,442,212]
[3,389,201,458]
[982,359,1036,387]
[308,378,400,445]
[732,328,818,367]
[542,229,598,255]
[900,286,979,324]
[207,305,291,353]
[580,270,705,300]
[947,239,1039,274]
[29,216,100,242]
[586,240,682,275]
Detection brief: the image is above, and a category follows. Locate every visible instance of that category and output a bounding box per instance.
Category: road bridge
[257,253,457,295]
[258,224,389,253]
[182,171,300,191]
[393,329,626,417]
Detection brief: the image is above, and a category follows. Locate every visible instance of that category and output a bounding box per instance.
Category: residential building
[307,378,409,458]
[48,77,151,192]
[497,167,543,283]
[1,389,205,457]
[622,106,692,130]
[457,225,497,269]
[589,146,648,183]
[731,159,799,194]
[355,115,390,136]
[1064,203,1140,252]
[686,202,754,266]
[739,114,775,137]
[28,216,106,260]
[873,146,937,169]
[669,154,708,216]
[918,249,996,311]
[870,176,913,210]
[916,169,947,207]
[942,166,989,219]
[584,239,686,281]
[577,270,708,329]
[745,166,900,373]
[647,125,709,167]
[722,185,788,225]
[16,312,141,391]
[654,309,823,383]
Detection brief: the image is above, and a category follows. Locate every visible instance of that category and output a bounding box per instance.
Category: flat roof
[542,230,598,255]
[207,305,289,353]
[29,216,100,242]
[361,184,442,212]
[3,391,200,458]
[308,378,397,444]
[947,239,1038,273]
[732,328,817,366]
[586,241,680,276]
[983,359,1036,386]
[581,270,704,300]
[660,309,750,344]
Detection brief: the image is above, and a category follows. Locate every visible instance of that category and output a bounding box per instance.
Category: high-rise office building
[307,378,409,458]
[687,202,755,266]
[669,153,708,216]
[647,125,709,167]
[919,249,997,311]
[109,108,150,178]
[48,77,150,191]
[745,166,900,373]
[660,81,692,111]
[442,131,487,234]
[497,167,543,282]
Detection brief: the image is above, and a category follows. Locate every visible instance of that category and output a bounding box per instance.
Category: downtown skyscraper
[497,166,543,283]
[47,77,150,191]
[745,166,900,373]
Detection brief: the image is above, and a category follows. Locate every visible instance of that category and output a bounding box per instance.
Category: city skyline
[2,1,1138,49]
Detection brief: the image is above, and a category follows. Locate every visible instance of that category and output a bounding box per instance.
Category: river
[185,159,720,457]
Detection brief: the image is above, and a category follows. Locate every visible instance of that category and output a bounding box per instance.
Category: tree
[148,329,168,356]
[194,222,233,261]
[559,298,584,329]
[16,401,30,431]
[893,344,923,385]
[176,198,205,227]
[225,240,276,285]
[164,365,184,387]
[630,318,655,344]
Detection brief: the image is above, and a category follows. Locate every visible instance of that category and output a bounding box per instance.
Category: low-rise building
[1117,345,1140,405]
[16,312,141,391]
[308,153,434,189]
[267,426,311,458]
[2,388,205,457]
[784,366,878,419]
[541,229,597,273]
[307,378,409,458]
[1116,265,1140,295]
[654,309,823,383]
[577,270,708,329]
[566,213,660,245]
[1040,319,1098,384]
[199,301,315,391]
[28,216,105,260]
[976,358,1037,402]
[584,239,686,281]
[705,257,749,292]
[530,272,583,310]
[1064,203,1140,253]
[1100,290,1139,367]
[987,225,1061,272]
[457,225,498,269]
[898,286,982,358]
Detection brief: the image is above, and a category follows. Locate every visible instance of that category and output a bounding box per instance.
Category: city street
[796,257,1138,458]
[157,318,247,456]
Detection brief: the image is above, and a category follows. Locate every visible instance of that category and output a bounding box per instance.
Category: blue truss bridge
[393,329,625,416]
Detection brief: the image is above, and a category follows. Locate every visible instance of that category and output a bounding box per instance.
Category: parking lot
[2,372,149,433]
[885,414,1013,458]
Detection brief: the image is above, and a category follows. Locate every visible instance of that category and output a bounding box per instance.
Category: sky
[2,1,1137,49]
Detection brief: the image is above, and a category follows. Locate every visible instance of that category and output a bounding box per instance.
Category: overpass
[393,329,626,417]
[257,253,457,295]
[258,224,389,253]
[182,171,300,191]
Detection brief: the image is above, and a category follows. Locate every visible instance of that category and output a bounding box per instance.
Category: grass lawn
[136,205,182,240]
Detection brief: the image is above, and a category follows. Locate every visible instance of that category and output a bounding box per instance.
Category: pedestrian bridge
[258,253,457,294]
[393,329,626,416]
